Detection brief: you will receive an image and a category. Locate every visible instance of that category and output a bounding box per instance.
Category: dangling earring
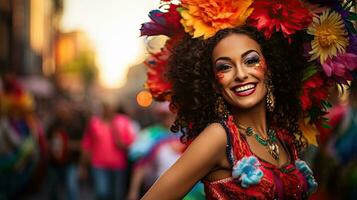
[266,79,275,112]
[215,96,230,120]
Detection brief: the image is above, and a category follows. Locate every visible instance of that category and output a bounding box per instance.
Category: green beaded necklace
[238,125,280,160]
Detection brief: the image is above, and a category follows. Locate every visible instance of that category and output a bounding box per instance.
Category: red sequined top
[203,118,312,200]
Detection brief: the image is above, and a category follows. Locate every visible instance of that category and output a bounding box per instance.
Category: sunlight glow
[61,0,160,88]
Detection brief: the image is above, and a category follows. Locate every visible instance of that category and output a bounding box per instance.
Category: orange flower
[180,0,254,39]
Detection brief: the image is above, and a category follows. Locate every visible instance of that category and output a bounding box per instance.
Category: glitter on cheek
[216,72,225,83]
[254,59,267,74]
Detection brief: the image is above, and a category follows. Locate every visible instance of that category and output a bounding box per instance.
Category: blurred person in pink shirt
[80,102,137,200]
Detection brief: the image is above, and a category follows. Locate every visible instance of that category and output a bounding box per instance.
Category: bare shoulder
[140,122,229,199]
[185,122,228,157]
[193,122,227,144]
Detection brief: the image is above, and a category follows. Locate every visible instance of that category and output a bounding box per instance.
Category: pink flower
[322,53,357,84]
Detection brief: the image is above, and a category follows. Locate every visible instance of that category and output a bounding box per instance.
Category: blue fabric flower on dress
[295,160,318,194]
[232,156,264,188]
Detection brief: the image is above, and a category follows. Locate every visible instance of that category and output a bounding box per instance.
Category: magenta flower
[140,4,183,37]
[322,53,357,84]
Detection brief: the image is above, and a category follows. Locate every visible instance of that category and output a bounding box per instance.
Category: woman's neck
[231,100,267,137]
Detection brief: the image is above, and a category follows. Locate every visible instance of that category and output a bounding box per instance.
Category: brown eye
[245,57,260,65]
[216,64,231,71]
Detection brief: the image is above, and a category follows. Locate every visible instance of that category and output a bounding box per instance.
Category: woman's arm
[141,123,228,200]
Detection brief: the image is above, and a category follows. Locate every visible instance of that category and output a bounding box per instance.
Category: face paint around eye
[254,59,267,73]
[244,52,260,65]
[215,63,231,72]
[216,72,225,83]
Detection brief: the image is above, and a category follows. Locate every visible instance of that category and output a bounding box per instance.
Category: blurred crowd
[0,74,356,200]
[1,73,357,200]
[0,74,205,200]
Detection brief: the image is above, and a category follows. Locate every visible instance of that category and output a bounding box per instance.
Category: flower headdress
[141,0,357,146]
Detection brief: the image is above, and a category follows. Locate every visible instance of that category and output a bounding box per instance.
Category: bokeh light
[136,90,153,107]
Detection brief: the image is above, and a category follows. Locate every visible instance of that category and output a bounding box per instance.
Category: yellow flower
[180,0,254,39]
[299,118,319,147]
[308,10,348,63]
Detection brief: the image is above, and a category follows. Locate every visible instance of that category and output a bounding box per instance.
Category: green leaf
[345,21,357,34]
[321,100,332,109]
[321,116,329,122]
[322,123,331,129]
[308,106,321,121]
[303,65,318,81]
[176,7,185,13]
[349,12,357,21]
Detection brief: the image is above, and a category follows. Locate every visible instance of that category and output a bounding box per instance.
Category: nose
[234,64,248,81]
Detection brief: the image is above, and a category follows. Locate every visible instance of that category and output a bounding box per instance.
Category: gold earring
[215,96,230,120]
[266,79,275,112]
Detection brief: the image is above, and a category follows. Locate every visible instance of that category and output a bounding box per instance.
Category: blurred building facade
[54,31,98,101]
[0,0,63,76]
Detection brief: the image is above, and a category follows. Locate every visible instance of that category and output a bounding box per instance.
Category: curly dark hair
[168,26,307,151]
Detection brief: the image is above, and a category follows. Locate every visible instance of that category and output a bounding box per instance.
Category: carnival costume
[140,0,357,199]
[203,117,316,199]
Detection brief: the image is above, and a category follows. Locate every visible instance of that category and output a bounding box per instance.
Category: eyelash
[215,56,260,71]
[216,64,231,71]
[244,57,260,65]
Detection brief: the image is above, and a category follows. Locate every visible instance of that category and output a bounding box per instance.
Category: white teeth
[235,84,255,92]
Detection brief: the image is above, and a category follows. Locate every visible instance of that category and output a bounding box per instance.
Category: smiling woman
[138,24,317,200]
[58,0,355,198]
[168,26,305,147]
[61,0,159,88]
[134,0,355,198]
[212,34,267,110]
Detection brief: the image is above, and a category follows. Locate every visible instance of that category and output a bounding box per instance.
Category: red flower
[248,0,312,39]
[301,73,329,111]
[300,90,312,111]
[145,42,173,102]
[140,4,183,37]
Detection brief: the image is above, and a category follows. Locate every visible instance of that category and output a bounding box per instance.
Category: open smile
[231,83,257,97]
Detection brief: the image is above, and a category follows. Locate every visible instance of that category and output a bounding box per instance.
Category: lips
[231,83,257,97]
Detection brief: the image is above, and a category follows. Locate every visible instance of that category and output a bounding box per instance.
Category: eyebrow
[214,49,259,63]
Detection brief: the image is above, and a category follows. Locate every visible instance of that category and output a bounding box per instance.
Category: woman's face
[212,33,267,110]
